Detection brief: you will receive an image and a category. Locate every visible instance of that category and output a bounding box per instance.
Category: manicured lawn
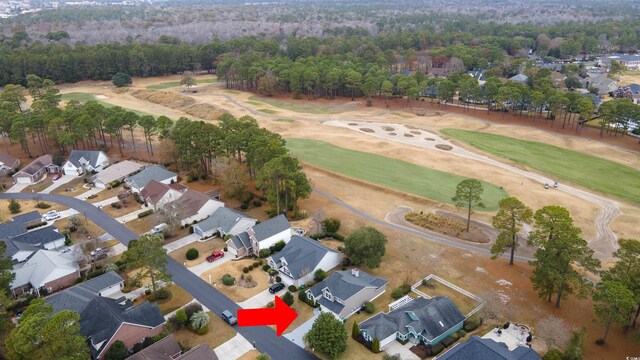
[173,311,236,349]
[248,96,347,114]
[258,108,278,114]
[245,100,264,106]
[441,129,640,203]
[276,118,295,122]
[146,78,218,90]
[286,139,508,210]
[61,92,152,116]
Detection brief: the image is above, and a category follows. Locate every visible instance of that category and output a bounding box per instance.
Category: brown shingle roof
[167,190,212,218]
[126,334,217,360]
[16,155,53,176]
[0,152,19,168]
[140,180,172,205]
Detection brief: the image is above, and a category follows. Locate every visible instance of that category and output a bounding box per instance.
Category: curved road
[0,193,316,360]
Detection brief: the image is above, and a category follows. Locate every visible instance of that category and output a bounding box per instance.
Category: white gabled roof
[12,250,79,289]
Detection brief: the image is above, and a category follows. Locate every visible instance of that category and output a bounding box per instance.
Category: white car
[43,210,60,221]
[150,223,167,235]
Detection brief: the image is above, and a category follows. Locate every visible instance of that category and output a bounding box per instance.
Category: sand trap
[348,123,358,126]
[360,128,375,133]
[96,95,108,99]
[496,279,513,286]
[382,126,395,131]
[436,144,453,151]
[410,130,421,135]
[404,133,414,137]
[425,138,435,141]
[389,132,397,136]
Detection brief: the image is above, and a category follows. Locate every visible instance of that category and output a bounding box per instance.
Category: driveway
[40,174,79,194]
[214,333,254,360]
[384,341,420,360]
[163,233,201,253]
[283,309,320,348]
[238,288,279,309]
[5,182,30,193]
[75,187,103,200]
[188,254,232,276]
[0,192,318,360]
[114,208,146,223]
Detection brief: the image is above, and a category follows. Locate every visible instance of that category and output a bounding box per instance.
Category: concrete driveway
[283,309,320,348]
[188,254,232,276]
[40,174,79,194]
[163,233,201,252]
[75,187,103,200]
[384,341,420,360]
[214,333,254,360]
[5,182,30,193]
[238,288,280,309]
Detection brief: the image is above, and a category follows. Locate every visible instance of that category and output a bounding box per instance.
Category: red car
[52,173,62,181]
[206,251,225,262]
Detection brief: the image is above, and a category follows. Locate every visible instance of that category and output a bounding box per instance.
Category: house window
[323,288,333,301]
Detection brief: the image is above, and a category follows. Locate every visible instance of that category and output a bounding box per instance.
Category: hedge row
[138,209,154,218]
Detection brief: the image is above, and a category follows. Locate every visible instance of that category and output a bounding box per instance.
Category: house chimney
[352,268,359,277]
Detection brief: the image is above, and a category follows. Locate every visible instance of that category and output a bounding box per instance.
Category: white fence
[411,274,486,319]
[388,295,414,311]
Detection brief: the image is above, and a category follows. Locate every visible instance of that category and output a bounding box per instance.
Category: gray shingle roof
[194,207,255,234]
[509,74,529,82]
[270,235,337,280]
[230,232,251,250]
[309,270,387,300]
[15,155,53,176]
[0,221,28,239]
[252,214,290,242]
[9,226,64,247]
[11,210,43,224]
[47,272,163,359]
[436,336,541,360]
[359,296,465,342]
[66,150,104,168]
[126,165,176,190]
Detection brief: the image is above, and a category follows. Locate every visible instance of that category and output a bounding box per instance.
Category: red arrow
[237,295,298,336]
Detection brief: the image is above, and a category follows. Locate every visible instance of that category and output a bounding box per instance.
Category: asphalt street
[0,192,317,360]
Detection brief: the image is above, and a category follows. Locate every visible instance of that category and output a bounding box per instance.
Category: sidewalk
[214,333,254,360]
[163,234,201,253]
[115,207,146,223]
[40,174,79,194]
[75,187,103,200]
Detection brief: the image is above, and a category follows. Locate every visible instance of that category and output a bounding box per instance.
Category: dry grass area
[405,211,490,243]
[283,297,317,335]
[101,198,143,218]
[54,217,105,244]
[168,238,226,267]
[418,279,481,315]
[1,200,67,221]
[125,215,156,234]
[199,259,270,302]
[173,312,236,350]
[130,89,225,121]
[143,284,193,315]
[51,177,88,196]
[237,350,262,360]
[85,187,126,203]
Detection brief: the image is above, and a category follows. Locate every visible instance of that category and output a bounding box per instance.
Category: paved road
[0,192,317,360]
[313,189,533,263]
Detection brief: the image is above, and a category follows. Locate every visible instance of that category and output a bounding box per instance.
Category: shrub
[252,200,262,207]
[298,290,307,302]
[243,267,249,274]
[8,199,21,214]
[543,349,564,360]
[363,301,375,314]
[112,72,132,87]
[248,265,254,271]
[314,269,327,282]
[463,316,482,332]
[26,222,48,230]
[175,308,188,325]
[190,310,210,330]
[35,202,51,209]
[288,285,298,292]
[240,202,249,210]
[189,226,194,234]
[252,261,259,267]
[352,322,360,339]
[222,274,235,286]
[132,342,144,353]
[275,276,282,283]
[595,339,605,345]
[441,336,456,347]
[110,202,122,209]
[154,288,171,300]
[390,283,412,299]
[372,338,380,353]
[105,340,128,360]
[142,337,154,348]
[184,303,203,319]
[282,291,295,306]
[431,343,445,355]
[262,264,271,271]
[322,218,341,233]
[266,301,274,308]
[268,269,277,276]
[259,249,271,258]
[138,209,154,218]
[186,248,199,260]
[272,240,286,252]
[457,329,467,338]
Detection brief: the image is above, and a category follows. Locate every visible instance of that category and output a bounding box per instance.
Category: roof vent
[352,268,359,277]
[439,321,444,327]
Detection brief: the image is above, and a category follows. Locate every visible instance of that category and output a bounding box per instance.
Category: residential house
[10,249,80,297]
[12,210,44,228]
[0,214,65,263]
[0,152,19,175]
[163,189,224,226]
[125,165,177,193]
[12,155,60,184]
[359,296,465,350]
[226,214,292,257]
[47,271,164,360]
[598,54,640,70]
[586,76,618,95]
[92,160,145,189]
[139,180,186,209]
[306,269,388,320]
[581,93,602,109]
[268,235,341,287]
[467,70,486,86]
[126,334,218,360]
[192,207,256,239]
[436,335,541,360]
[508,74,529,84]
[62,150,109,175]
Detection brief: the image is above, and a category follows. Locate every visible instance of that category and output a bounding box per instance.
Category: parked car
[150,223,167,235]
[206,251,225,262]
[221,310,237,325]
[43,210,60,221]
[269,282,285,294]
[52,173,62,181]
[58,247,72,254]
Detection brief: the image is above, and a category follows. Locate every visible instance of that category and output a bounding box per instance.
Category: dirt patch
[404,133,414,137]
[173,311,236,349]
[382,126,395,131]
[199,259,269,302]
[410,130,421,135]
[360,128,375,133]
[425,138,435,141]
[405,211,491,243]
[389,132,397,136]
[418,279,481,315]
[130,89,225,121]
[436,144,453,151]
[348,123,358,126]
[237,273,257,288]
[168,238,226,268]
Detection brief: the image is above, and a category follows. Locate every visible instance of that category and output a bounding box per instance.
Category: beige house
[92,160,145,189]
[12,155,60,184]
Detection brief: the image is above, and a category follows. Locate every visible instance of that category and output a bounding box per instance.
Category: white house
[11,250,80,297]
[139,180,186,209]
[62,150,109,175]
[192,207,256,239]
[268,235,341,287]
[125,165,177,193]
[226,214,291,257]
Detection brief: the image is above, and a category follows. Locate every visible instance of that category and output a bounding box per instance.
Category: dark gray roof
[194,207,254,234]
[0,221,27,239]
[1,239,37,260]
[309,270,388,300]
[47,272,162,359]
[66,150,103,168]
[629,83,640,93]
[437,336,541,360]
[270,235,337,280]
[11,211,43,224]
[127,334,218,360]
[229,232,251,249]
[252,214,290,242]
[359,297,465,342]
[10,226,64,247]
[126,165,176,189]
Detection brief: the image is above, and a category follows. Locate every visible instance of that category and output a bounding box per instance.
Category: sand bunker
[382,126,395,132]
[360,128,375,133]
[96,95,108,99]
[425,138,435,141]
[410,130,421,135]
[404,133,414,137]
[436,144,453,151]
[130,89,225,121]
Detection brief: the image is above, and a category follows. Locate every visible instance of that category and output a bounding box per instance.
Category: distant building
[598,54,640,70]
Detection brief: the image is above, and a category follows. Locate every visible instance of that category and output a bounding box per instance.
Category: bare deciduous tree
[153,200,188,236]
[311,209,326,234]
[535,316,571,350]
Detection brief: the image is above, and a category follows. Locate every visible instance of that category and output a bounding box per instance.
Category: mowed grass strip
[441,129,640,203]
[146,78,218,90]
[248,95,345,114]
[61,92,152,116]
[286,138,507,210]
